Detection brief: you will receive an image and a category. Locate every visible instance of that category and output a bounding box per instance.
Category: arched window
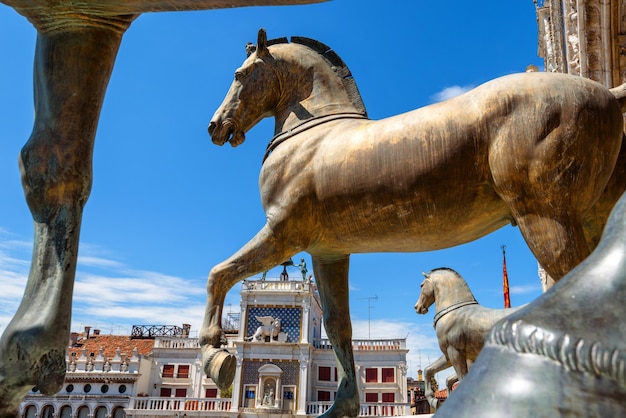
[41,405,54,418]
[112,407,126,418]
[95,406,107,418]
[23,405,36,418]
[77,406,90,418]
[59,406,72,418]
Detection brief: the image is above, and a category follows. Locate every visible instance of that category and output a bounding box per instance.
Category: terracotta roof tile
[434,388,448,400]
[68,334,154,360]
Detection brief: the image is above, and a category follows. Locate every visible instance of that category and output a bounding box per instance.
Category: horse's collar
[433,299,479,329]
[262,112,367,164]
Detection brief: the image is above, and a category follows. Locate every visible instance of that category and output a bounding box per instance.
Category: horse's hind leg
[0,20,132,415]
[515,214,590,281]
[312,255,360,418]
[200,223,298,390]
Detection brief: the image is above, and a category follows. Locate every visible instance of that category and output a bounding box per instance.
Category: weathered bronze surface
[415,268,523,410]
[0,2,323,416]
[436,191,626,417]
[204,29,626,417]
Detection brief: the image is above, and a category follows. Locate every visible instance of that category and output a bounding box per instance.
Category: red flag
[502,245,511,308]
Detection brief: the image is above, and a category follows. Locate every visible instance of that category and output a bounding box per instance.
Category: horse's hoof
[0,326,67,413]
[202,346,236,390]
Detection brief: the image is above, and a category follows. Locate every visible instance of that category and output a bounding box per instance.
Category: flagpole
[501,245,511,308]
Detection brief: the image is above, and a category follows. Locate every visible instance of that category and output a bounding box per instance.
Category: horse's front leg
[423,354,451,411]
[0,18,133,415]
[311,255,360,418]
[200,223,298,390]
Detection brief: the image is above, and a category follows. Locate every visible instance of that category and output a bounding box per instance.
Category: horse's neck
[273,69,361,135]
[434,277,475,312]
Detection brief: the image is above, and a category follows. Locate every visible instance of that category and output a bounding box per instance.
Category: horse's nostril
[208,121,216,135]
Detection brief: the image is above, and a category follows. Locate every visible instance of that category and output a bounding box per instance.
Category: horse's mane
[427,267,475,297]
[428,267,461,276]
[267,36,368,117]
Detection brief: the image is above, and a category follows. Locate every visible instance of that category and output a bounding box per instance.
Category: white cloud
[0,229,209,337]
[510,284,542,295]
[77,255,125,270]
[431,85,473,102]
[0,228,456,386]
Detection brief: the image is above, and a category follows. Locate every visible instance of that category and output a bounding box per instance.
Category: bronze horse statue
[0,2,324,415]
[204,29,626,417]
[415,267,522,410]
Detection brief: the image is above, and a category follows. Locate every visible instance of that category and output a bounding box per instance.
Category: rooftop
[69,333,154,360]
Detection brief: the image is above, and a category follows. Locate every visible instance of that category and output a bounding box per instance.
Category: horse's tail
[610,82,626,113]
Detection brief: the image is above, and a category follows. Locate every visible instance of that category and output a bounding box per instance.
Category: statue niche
[257,364,283,409]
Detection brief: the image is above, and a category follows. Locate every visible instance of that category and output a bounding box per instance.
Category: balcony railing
[128,397,232,412]
[242,279,313,292]
[313,339,406,351]
[154,337,200,349]
[128,398,408,417]
[306,402,409,417]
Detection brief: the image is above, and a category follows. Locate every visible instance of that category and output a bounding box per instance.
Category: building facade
[19,276,410,417]
[535,0,625,85]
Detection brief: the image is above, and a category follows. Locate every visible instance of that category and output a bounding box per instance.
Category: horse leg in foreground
[0,19,133,415]
[200,224,298,389]
[312,256,360,418]
[435,191,626,417]
[424,354,451,411]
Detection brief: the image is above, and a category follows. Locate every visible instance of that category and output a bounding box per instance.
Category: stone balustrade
[67,347,140,373]
[154,336,201,349]
[306,401,410,416]
[128,397,232,412]
[313,338,406,351]
[242,279,314,292]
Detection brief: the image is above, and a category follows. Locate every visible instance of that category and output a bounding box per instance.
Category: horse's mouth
[209,120,245,147]
[416,306,428,315]
[227,129,245,147]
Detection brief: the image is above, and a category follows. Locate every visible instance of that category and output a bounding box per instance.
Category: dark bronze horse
[204,29,626,417]
[0,2,323,415]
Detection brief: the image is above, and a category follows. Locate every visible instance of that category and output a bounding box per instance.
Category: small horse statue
[415,267,522,409]
[246,316,282,341]
[202,29,626,418]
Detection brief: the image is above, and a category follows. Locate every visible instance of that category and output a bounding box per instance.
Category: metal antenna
[359,295,378,339]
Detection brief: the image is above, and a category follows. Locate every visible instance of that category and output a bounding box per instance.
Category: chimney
[182,324,191,338]
[70,332,80,347]
[93,329,101,336]
[84,326,91,339]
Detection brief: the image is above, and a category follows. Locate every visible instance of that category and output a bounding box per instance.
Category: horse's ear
[257,28,269,57]
[422,272,428,278]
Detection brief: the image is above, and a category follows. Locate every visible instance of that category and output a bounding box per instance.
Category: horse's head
[208,28,281,147]
[415,272,435,315]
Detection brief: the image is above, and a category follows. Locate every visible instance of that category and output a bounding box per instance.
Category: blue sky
[0,1,545,381]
